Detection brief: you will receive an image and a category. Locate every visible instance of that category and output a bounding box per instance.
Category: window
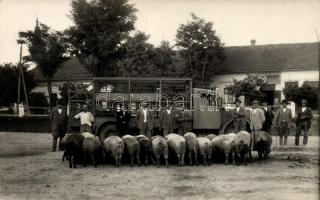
[285,81,298,88]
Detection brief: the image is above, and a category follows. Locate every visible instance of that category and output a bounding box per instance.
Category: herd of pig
[61,131,272,168]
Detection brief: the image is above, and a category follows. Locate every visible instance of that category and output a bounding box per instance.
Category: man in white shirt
[136,102,154,138]
[250,100,265,150]
[74,105,94,133]
[161,104,174,136]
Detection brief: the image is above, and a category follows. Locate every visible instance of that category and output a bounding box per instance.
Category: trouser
[182,121,192,134]
[140,122,151,138]
[118,123,129,136]
[278,122,289,146]
[80,124,92,133]
[163,123,173,137]
[52,137,64,151]
[52,126,65,151]
[234,119,246,133]
[295,121,309,146]
[250,129,260,150]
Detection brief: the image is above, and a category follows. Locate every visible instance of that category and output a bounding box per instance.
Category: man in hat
[136,102,154,138]
[249,100,265,150]
[273,100,293,148]
[232,98,246,133]
[160,103,175,137]
[261,100,274,133]
[51,101,68,151]
[116,105,131,136]
[295,99,313,146]
[74,104,94,133]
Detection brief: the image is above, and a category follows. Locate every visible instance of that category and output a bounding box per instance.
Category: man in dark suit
[160,104,175,137]
[136,102,154,138]
[295,99,313,146]
[116,106,131,136]
[51,101,68,152]
[232,98,246,133]
[261,100,274,133]
[273,100,292,148]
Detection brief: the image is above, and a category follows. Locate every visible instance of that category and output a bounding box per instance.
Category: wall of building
[211,69,319,105]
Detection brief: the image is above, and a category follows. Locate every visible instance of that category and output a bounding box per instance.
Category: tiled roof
[219,42,319,73]
[30,58,93,81]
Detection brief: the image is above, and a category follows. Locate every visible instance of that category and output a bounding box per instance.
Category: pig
[234,131,252,165]
[65,134,84,168]
[103,136,124,167]
[255,131,272,160]
[211,133,236,164]
[135,135,154,165]
[183,132,199,165]
[81,132,102,167]
[206,134,217,141]
[61,133,72,162]
[151,136,169,168]
[165,133,186,166]
[122,135,141,167]
[196,137,212,166]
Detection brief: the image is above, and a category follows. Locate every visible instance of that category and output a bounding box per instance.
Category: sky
[0,0,320,64]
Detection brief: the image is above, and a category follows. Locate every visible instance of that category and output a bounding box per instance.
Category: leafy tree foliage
[18,22,68,108]
[284,83,318,109]
[117,31,156,77]
[176,14,225,86]
[67,0,137,76]
[225,74,267,103]
[0,63,35,107]
[153,41,178,77]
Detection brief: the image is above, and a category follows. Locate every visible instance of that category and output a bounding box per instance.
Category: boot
[52,138,57,152]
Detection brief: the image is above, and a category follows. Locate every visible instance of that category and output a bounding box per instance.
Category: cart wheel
[98,123,117,143]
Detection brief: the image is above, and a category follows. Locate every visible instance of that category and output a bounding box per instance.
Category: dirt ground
[0,132,318,200]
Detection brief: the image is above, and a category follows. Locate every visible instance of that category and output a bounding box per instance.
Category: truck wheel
[98,124,117,143]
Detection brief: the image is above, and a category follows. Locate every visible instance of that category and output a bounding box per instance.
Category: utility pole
[315,28,320,116]
[17,43,29,114]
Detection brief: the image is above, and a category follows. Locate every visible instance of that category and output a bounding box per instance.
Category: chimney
[250,39,256,46]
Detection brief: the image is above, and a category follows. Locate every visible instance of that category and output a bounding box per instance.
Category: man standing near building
[232,98,246,133]
[261,100,274,133]
[273,100,293,148]
[160,104,175,137]
[51,101,68,152]
[74,104,94,133]
[295,99,313,146]
[250,100,265,150]
[136,102,154,138]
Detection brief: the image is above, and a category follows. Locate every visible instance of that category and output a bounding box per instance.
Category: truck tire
[97,123,117,143]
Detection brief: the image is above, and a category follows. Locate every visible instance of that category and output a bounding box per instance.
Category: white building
[211,42,319,107]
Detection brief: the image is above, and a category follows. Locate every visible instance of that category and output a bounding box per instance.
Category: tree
[153,41,178,77]
[175,14,225,86]
[18,21,68,109]
[0,63,35,107]
[225,74,267,103]
[117,31,157,77]
[284,83,318,109]
[67,0,137,76]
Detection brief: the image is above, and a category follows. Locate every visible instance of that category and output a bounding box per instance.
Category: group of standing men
[50,103,94,152]
[232,98,313,148]
[130,102,192,138]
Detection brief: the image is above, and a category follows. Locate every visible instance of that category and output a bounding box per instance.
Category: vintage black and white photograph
[0,0,319,199]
